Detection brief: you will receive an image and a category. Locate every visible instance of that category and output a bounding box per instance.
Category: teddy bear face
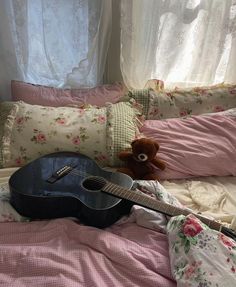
[131,138,159,162]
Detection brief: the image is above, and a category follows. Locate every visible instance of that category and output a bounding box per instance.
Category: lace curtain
[0,0,111,100]
[120,0,236,89]
[1,0,236,99]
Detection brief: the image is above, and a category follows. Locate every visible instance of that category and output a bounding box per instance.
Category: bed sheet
[1,168,236,286]
[161,176,236,230]
[0,168,176,287]
[0,219,176,287]
[0,167,24,222]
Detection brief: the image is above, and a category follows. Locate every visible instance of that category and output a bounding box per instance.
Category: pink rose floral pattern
[92,114,106,124]
[72,136,81,145]
[167,214,236,286]
[55,117,67,125]
[148,84,236,120]
[15,115,32,132]
[3,102,109,167]
[31,129,47,144]
[182,216,203,237]
[179,108,192,118]
[14,147,30,166]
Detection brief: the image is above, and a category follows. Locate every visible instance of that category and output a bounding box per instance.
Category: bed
[0,81,236,286]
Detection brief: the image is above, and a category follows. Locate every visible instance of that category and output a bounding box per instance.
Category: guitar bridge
[47,165,74,183]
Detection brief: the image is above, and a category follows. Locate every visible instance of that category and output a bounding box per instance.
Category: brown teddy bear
[117,137,166,180]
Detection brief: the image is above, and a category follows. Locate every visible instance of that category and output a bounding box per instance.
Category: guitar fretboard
[102,182,222,232]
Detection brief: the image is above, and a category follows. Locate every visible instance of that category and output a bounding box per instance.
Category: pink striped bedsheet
[0,218,176,287]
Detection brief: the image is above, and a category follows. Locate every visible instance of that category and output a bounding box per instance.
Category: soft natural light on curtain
[0,0,111,100]
[120,0,236,89]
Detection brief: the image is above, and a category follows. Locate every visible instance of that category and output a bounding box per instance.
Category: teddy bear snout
[137,153,148,162]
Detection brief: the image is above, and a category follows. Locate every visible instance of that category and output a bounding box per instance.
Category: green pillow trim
[106,101,143,167]
[128,89,151,117]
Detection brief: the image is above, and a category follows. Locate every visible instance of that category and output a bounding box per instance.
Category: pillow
[1,101,142,168]
[148,84,236,120]
[0,102,15,168]
[11,80,126,107]
[120,79,165,118]
[107,101,143,166]
[2,101,108,168]
[167,214,236,286]
[144,79,164,91]
[141,109,236,180]
[125,89,151,118]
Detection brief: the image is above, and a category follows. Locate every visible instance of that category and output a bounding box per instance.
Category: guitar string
[70,169,227,233]
[67,169,194,219]
[65,169,216,216]
[66,169,159,204]
[62,168,109,181]
[67,169,138,190]
[67,170,185,217]
[68,169,110,184]
[57,168,225,232]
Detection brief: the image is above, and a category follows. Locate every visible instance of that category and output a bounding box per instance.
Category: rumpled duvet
[0,176,236,286]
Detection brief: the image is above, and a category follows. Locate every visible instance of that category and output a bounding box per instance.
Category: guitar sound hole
[82,176,106,191]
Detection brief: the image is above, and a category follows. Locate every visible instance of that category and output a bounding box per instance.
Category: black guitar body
[8,152,236,242]
[9,152,134,228]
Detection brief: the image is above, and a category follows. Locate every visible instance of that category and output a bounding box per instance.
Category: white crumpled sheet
[161,176,236,231]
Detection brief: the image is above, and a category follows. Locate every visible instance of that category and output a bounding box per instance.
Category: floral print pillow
[148,84,236,120]
[167,214,236,286]
[2,101,109,167]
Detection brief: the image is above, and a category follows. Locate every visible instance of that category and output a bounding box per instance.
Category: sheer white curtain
[120,0,236,89]
[0,0,111,100]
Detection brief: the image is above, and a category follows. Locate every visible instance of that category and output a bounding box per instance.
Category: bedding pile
[0,218,174,287]
[162,176,236,230]
[1,80,236,286]
[0,170,236,286]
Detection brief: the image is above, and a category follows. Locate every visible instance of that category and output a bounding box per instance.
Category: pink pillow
[11,80,126,107]
[141,109,236,180]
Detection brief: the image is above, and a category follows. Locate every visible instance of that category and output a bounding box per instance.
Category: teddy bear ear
[131,139,139,146]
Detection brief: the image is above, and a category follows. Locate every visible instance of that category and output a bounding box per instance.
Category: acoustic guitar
[9,152,236,241]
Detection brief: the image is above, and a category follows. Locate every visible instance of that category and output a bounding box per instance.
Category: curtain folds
[0,0,111,100]
[1,0,236,99]
[120,0,236,89]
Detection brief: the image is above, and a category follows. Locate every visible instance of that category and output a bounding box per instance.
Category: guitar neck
[102,182,222,232]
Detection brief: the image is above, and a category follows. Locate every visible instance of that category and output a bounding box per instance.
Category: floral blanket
[135,181,236,286]
[168,214,236,286]
[0,173,236,286]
